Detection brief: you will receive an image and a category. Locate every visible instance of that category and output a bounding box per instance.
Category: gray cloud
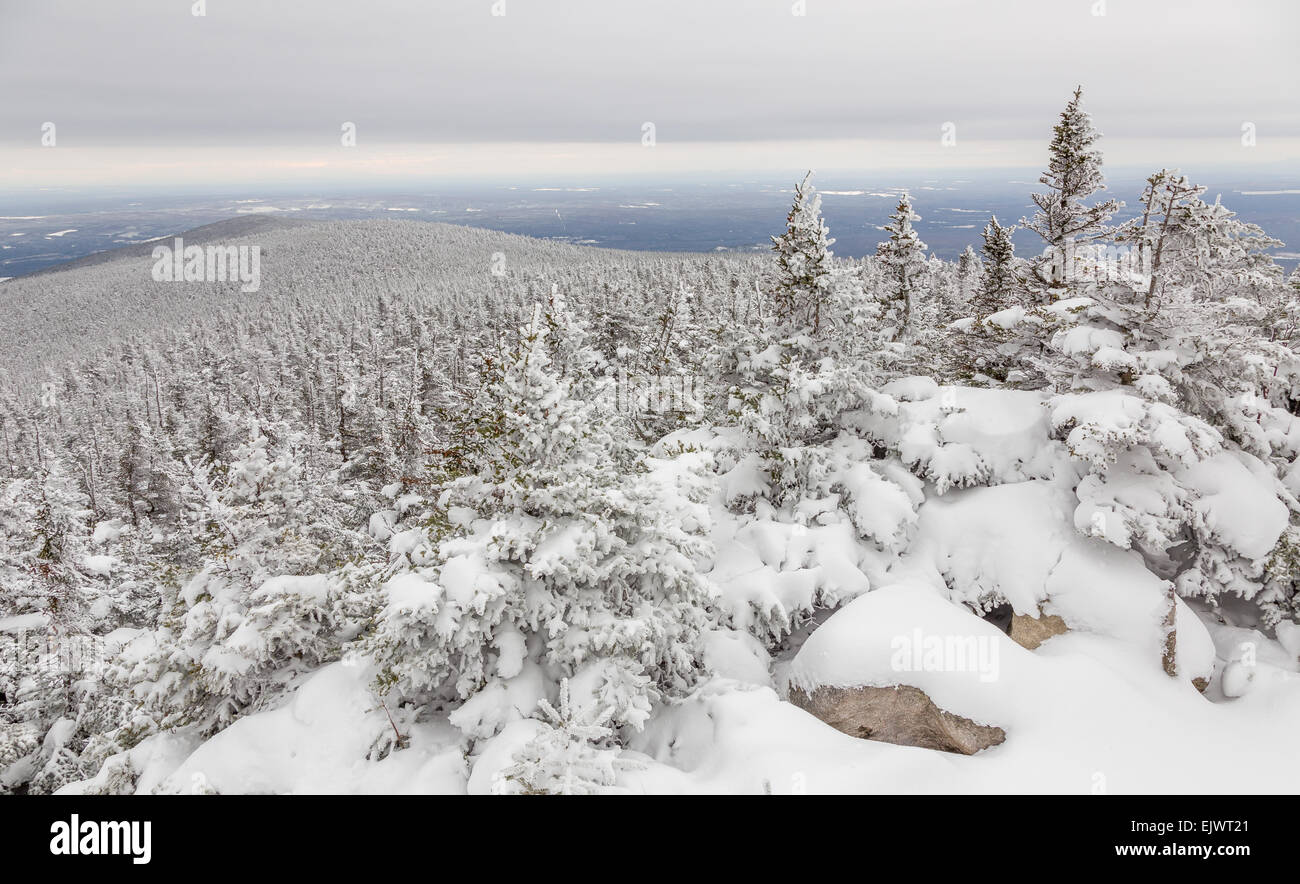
[1,0,1296,150]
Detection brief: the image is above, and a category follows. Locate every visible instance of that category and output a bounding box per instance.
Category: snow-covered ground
[61,384,1300,795]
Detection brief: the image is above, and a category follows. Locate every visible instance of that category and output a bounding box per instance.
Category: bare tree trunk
[78,457,98,517]
[1,418,11,477]
[91,420,102,478]
[1161,581,1178,677]
[152,370,163,427]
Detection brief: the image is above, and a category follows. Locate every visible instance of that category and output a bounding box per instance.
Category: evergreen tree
[498,678,638,795]
[0,461,123,794]
[730,190,882,506]
[366,299,715,740]
[770,171,836,336]
[875,194,929,341]
[1021,86,1123,300]
[956,244,982,307]
[120,426,352,737]
[976,215,1022,315]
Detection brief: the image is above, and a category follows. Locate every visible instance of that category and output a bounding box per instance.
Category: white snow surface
[1177,451,1288,560]
[618,588,1294,793]
[62,663,466,795]
[59,383,1300,794]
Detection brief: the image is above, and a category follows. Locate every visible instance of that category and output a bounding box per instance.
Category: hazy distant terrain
[4,171,1297,279]
[0,216,765,381]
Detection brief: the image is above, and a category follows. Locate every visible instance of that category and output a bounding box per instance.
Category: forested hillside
[4,90,1300,794]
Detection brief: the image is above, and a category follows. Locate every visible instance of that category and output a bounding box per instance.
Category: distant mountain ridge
[19,215,313,279]
[0,216,757,385]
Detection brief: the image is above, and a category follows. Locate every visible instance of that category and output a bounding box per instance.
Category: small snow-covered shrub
[498,680,639,795]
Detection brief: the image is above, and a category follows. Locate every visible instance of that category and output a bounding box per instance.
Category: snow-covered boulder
[1009,607,1069,650]
[788,683,1006,755]
[787,583,1010,755]
[1177,450,1288,561]
[902,479,1215,686]
[146,663,467,794]
[851,383,1065,492]
[1277,620,1300,663]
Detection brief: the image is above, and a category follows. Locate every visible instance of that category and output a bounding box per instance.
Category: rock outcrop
[788,683,1006,755]
[1009,607,1069,650]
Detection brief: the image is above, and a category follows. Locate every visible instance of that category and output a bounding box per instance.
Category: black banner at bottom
[0,795,1282,871]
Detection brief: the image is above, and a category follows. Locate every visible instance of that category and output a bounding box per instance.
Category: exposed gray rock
[788,683,1006,755]
[1009,608,1068,650]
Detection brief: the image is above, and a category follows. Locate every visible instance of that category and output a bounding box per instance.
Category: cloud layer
[1,0,1295,183]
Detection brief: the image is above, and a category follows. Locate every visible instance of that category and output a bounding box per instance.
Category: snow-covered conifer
[1021,86,1123,300]
[366,299,715,741]
[770,171,836,337]
[875,194,929,341]
[497,679,638,795]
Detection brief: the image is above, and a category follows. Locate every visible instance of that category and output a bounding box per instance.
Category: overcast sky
[1,0,1296,187]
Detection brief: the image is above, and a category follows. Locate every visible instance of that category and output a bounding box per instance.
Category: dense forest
[3,89,1299,794]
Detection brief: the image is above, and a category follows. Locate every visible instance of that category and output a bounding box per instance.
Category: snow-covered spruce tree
[948,215,1048,386]
[364,297,714,750]
[1041,178,1300,636]
[953,88,1124,389]
[952,244,982,323]
[919,253,967,332]
[976,216,1023,316]
[875,193,929,342]
[23,459,99,627]
[116,417,177,529]
[114,425,356,739]
[1114,170,1205,309]
[701,276,767,425]
[771,171,837,336]
[1047,174,1289,421]
[633,280,708,440]
[957,244,981,295]
[0,459,127,794]
[1020,86,1123,303]
[707,181,917,647]
[727,173,887,508]
[497,678,639,795]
